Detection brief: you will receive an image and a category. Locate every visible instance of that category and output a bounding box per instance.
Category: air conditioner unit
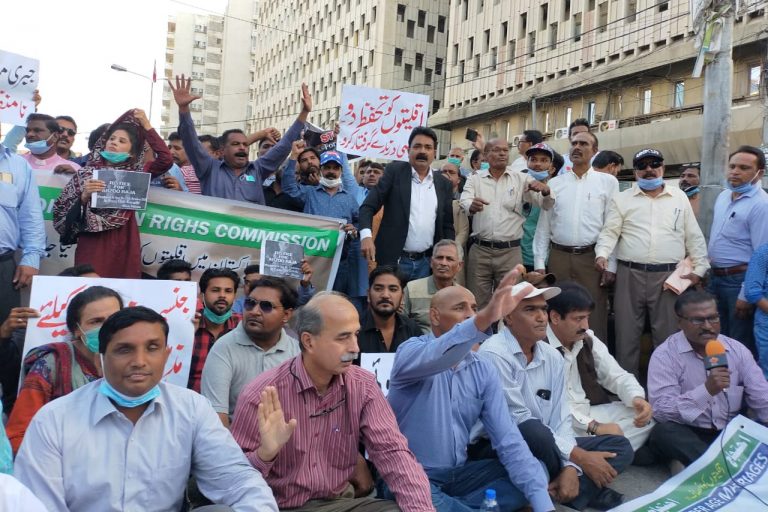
[511,134,524,146]
[554,127,569,139]
[599,120,618,132]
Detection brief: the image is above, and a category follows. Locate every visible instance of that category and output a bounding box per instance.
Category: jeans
[708,272,756,355]
[397,256,431,283]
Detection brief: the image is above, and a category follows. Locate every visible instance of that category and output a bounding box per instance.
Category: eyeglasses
[678,314,721,326]
[243,298,282,313]
[635,160,663,170]
[59,128,76,137]
[310,389,347,418]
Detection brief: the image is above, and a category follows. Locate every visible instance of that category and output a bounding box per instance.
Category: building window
[674,81,685,107]
[459,60,465,83]
[474,54,480,78]
[501,21,508,42]
[550,22,558,49]
[749,65,762,96]
[432,99,441,113]
[372,6,377,22]
[477,0,484,13]
[438,15,446,32]
[418,10,426,27]
[587,101,596,123]
[625,0,637,22]
[425,68,432,84]
[520,12,528,34]
[598,2,608,32]
[562,0,571,21]
[427,25,436,43]
[394,47,403,66]
[407,20,415,37]
[436,57,443,75]
[404,63,412,81]
[462,0,468,20]
[491,48,497,70]
[658,1,669,12]
[452,44,459,64]
[540,3,548,30]
[415,53,423,70]
[483,30,490,52]
[642,89,652,114]
[396,4,405,22]
[508,40,516,63]
[528,32,536,57]
[467,37,474,59]
[573,13,582,41]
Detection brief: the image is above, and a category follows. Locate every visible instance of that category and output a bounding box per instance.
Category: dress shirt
[0,474,47,512]
[403,168,438,252]
[509,156,528,173]
[230,355,433,511]
[202,324,300,417]
[150,163,190,192]
[1,125,25,153]
[545,326,646,431]
[357,309,422,354]
[281,155,361,222]
[388,319,554,512]
[189,311,242,392]
[595,184,709,276]
[178,111,301,204]
[21,152,81,173]
[460,167,555,242]
[533,169,619,271]
[14,380,278,512]
[0,145,46,268]
[648,331,768,430]
[478,328,578,463]
[708,186,768,267]
[179,164,202,194]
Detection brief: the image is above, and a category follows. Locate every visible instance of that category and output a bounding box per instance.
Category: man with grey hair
[403,240,466,334]
[230,292,434,512]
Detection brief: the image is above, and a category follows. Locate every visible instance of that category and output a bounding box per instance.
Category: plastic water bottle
[481,488,500,512]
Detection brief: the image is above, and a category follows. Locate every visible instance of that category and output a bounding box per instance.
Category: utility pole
[698,4,734,240]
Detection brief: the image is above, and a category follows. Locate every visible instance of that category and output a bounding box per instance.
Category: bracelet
[587,420,600,435]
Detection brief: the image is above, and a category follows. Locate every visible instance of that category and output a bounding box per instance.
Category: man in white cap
[477,281,633,511]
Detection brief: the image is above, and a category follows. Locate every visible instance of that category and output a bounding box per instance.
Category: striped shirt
[179,164,202,194]
[230,355,434,511]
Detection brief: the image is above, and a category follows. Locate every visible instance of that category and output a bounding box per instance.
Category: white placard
[360,352,395,397]
[0,50,39,124]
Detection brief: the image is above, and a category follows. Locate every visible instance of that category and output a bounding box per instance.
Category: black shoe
[632,445,657,466]
[587,488,624,511]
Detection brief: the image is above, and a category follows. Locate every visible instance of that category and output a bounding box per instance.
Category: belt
[618,260,677,272]
[0,251,14,262]
[551,242,596,255]
[712,264,748,276]
[471,238,521,249]
[400,248,432,260]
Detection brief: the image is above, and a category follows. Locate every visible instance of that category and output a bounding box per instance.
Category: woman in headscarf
[5,285,123,454]
[53,109,172,278]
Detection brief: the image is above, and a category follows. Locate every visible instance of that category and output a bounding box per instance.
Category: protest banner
[261,239,304,280]
[360,353,395,397]
[35,174,346,287]
[23,276,197,387]
[92,169,151,210]
[337,85,429,162]
[303,121,337,153]
[614,415,768,512]
[0,50,38,124]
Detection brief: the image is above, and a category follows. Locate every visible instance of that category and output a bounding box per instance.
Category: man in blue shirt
[169,74,309,204]
[707,145,768,354]
[388,267,555,512]
[0,142,46,327]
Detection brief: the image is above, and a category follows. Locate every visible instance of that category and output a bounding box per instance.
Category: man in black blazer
[359,127,455,282]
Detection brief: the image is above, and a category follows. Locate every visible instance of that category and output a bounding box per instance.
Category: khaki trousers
[547,247,610,343]
[466,244,522,309]
[614,264,678,377]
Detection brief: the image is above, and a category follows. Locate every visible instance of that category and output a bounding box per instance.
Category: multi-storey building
[429,0,766,168]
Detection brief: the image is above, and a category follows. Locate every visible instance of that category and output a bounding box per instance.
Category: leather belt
[618,260,677,272]
[400,248,432,260]
[551,242,596,255]
[711,264,748,276]
[0,251,14,262]
[471,238,521,249]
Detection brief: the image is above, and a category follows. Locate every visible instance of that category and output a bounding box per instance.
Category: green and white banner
[614,415,768,512]
[36,175,346,288]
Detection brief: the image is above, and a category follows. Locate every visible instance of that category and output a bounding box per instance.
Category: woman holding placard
[52,109,172,278]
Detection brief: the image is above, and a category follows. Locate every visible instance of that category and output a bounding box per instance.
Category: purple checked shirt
[648,331,768,430]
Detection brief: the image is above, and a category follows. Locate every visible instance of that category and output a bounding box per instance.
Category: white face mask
[320,176,342,189]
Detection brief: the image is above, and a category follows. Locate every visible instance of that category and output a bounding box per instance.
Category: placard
[360,353,395,397]
[0,50,38,124]
[260,239,305,280]
[92,169,151,210]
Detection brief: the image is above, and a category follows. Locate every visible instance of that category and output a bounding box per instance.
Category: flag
[152,59,157,83]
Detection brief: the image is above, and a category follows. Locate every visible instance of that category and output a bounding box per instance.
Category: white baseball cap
[511,282,561,300]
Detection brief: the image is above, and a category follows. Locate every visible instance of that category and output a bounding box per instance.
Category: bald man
[460,137,555,308]
[388,268,555,512]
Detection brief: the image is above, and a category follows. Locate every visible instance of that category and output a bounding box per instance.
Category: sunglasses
[635,160,663,170]
[243,297,281,313]
[59,128,76,137]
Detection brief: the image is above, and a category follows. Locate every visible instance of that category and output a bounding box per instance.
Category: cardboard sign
[360,353,395,397]
[0,50,38,124]
[260,239,305,280]
[92,169,151,210]
[24,276,197,388]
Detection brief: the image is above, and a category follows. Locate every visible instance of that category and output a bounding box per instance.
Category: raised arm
[256,84,313,179]
[281,141,311,203]
[168,75,215,182]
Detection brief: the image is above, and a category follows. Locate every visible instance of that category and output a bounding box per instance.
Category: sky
[1,0,228,154]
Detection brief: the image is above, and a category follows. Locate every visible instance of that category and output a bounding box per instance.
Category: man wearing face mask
[520,143,558,273]
[707,146,768,356]
[15,306,279,512]
[678,163,701,218]
[533,133,619,343]
[595,149,709,377]
[460,137,554,309]
[21,113,81,175]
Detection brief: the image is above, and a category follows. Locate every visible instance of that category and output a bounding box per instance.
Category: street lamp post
[110,63,155,120]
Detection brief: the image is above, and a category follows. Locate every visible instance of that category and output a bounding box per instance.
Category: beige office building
[429,0,767,168]
[160,0,257,138]
[247,0,452,147]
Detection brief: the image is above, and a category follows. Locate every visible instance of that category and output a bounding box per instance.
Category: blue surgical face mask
[202,305,232,325]
[683,186,700,197]
[725,178,757,195]
[78,324,101,353]
[98,377,160,408]
[100,150,131,164]
[480,162,490,171]
[24,137,52,155]
[527,168,550,181]
[637,177,664,190]
[447,157,462,166]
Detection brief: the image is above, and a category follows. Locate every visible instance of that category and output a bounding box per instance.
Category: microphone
[704,340,728,371]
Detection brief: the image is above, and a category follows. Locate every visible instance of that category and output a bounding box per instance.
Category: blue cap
[320,151,343,166]
[485,489,496,500]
